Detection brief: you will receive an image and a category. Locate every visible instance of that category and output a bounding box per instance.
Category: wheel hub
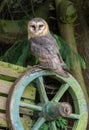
[42,101,72,121]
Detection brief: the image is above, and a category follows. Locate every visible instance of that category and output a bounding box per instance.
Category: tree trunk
[74,1,89,128]
[75,0,89,95]
[55,0,89,105]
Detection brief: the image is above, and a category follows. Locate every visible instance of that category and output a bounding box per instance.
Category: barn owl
[28,18,68,77]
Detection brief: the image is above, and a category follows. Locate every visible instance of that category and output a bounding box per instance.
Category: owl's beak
[35,27,39,33]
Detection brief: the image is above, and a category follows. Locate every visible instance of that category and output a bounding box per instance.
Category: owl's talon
[32,65,40,68]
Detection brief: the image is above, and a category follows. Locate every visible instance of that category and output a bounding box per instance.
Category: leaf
[56,118,67,129]
[78,55,86,69]
[52,33,86,69]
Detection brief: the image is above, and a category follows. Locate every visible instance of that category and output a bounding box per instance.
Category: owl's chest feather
[29,33,59,59]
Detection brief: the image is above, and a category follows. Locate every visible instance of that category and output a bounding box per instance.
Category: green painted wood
[6,68,88,130]
[20,102,42,111]
[56,74,88,130]
[52,83,69,102]
[32,117,46,130]
[69,113,80,119]
[49,121,57,130]
[36,76,49,103]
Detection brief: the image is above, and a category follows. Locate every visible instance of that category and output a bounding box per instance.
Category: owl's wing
[42,33,68,69]
[31,33,68,71]
[29,33,68,71]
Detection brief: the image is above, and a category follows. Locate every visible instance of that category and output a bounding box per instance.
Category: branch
[0,0,50,44]
[0,0,8,13]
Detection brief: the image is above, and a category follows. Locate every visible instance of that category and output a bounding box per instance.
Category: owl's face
[28,18,49,38]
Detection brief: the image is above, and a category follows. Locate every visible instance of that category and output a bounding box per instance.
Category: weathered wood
[0,97,6,111]
[22,84,36,100]
[0,113,32,129]
[0,79,36,100]
[0,79,12,94]
[0,61,26,79]
[0,61,36,129]
[21,115,32,130]
[0,96,34,116]
[0,113,7,127]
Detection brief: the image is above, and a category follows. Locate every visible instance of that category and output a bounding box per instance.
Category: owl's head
[28,18,49,39]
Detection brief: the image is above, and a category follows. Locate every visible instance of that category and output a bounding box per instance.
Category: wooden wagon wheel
[6,67,88,130]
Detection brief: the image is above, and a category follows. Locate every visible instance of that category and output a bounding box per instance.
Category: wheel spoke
[36,76,49,103]
[49,121,57,130]
[31,117,46,130]
[52,84,69,102]
[68,113,80,119]
[20,102,42,111]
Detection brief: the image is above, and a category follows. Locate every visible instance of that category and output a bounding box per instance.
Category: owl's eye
[30,25,36,30]
[39,24,44,28]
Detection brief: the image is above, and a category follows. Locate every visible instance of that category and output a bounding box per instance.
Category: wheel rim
[6,67,88,130]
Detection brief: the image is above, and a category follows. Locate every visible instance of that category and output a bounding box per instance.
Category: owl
[28,18,68,77]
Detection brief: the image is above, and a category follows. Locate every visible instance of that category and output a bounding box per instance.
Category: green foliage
[39,118,68,130]
[0,37,29,66]
[0,36,38,66]
[39,123,49,130]
[56,117,67,130]
[53,34,86,69]
[32,118,67,130]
